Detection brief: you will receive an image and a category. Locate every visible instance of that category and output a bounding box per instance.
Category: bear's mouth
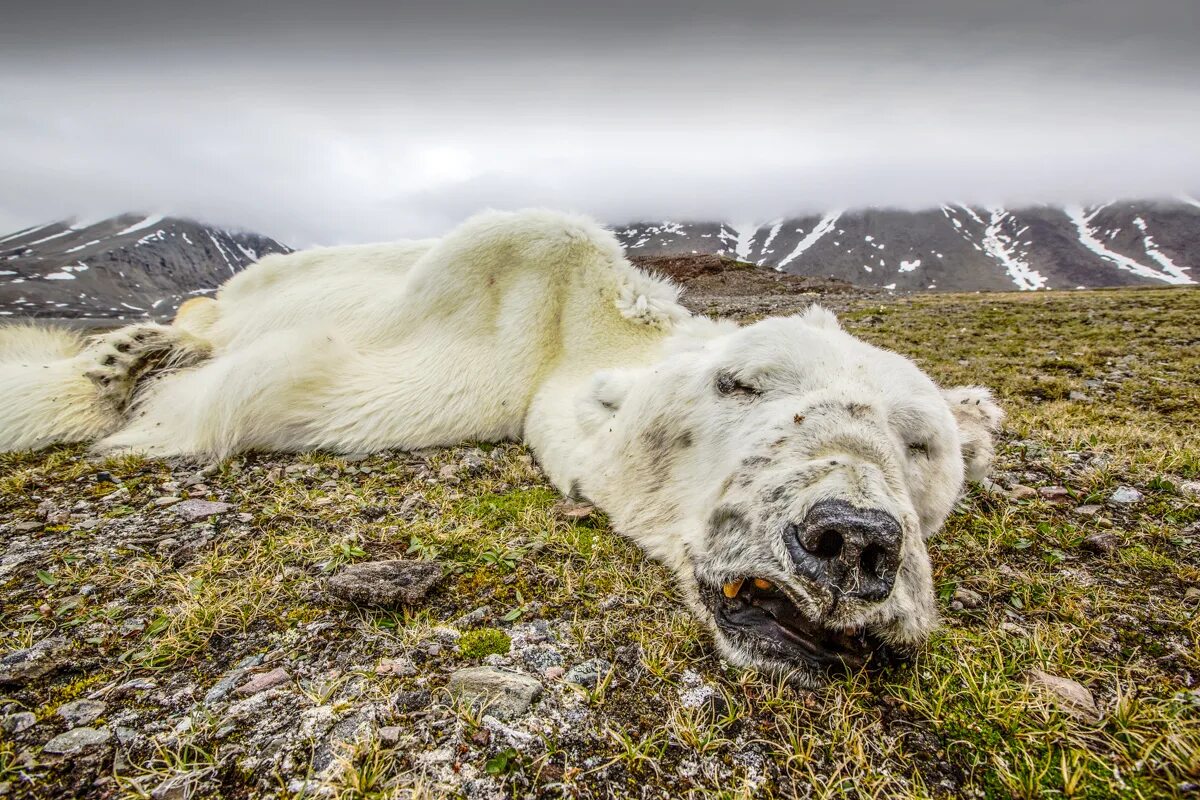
[701,578,898,673]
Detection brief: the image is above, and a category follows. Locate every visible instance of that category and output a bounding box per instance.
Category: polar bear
[0,209,1001,682]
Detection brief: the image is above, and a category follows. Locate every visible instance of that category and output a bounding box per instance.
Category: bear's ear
[797,305,842,331]
[942,386,1004,481]
[575,369,636,434]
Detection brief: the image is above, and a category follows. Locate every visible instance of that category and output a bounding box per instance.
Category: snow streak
[776,211,842,270]
[1065,206,1194,285]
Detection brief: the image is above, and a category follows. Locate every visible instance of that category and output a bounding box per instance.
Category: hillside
[0,215,290,320]
[617,200,1200,291]
[1,285,1197,798]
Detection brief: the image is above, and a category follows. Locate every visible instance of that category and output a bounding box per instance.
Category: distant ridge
[615,199,1200,291]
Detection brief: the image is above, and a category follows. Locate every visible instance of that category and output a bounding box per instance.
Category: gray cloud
[1,1,1197,244]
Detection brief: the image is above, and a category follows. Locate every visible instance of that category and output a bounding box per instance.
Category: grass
[0,286,1198,798]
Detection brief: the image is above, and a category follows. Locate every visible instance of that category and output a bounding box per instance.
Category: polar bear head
[575,306,1002,683]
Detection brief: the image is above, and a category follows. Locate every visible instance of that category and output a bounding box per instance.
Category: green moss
[458,627,512,658]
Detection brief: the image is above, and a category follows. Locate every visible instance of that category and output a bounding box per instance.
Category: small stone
[552,500,595,521]
[544,666,565,680]
[1179,481,1200,499]
[173,500,233,521]
[1,712,35,734]
[952,587,984,609]
[375,657,417,677]
[378,725,402,744]
[1109,486,1143,505]
[1025,669,1101,723]
[1080,532,1120,554]
[1009,485,1038,501]
[12,521,42,533]
[0,637,71,685]
[57,699,106,726]
[327,560,441,607]
[152,496,181,507]
[999,622,1028,637]
[437,464,460,483]
[1184,588,1200,605]
[394,689,432,712]
[447,667,542,720]
[563,658,612,689]
[235,667,290,696]
[42,726,111,755]
[1038,486,1072,505]
[1073,504,1103,517]
[1068,391,1090,402]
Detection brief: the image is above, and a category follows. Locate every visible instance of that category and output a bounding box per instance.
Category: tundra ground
[1,285,1198,799]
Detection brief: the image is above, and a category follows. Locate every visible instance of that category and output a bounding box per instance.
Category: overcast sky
[1,0,1197,246]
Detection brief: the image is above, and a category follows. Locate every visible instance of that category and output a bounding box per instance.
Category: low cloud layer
[2,0,1197,245]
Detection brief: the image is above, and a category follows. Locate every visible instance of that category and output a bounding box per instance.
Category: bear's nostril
[805,527,844,559]
[859,543,887,579]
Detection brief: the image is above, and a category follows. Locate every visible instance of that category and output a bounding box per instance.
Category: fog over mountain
[1,1,1198,245]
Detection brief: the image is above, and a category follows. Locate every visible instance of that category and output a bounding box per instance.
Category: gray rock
[564,658,612,689]
[235,667,290,696]
[1184,588,1200,605]
[12,521,42,533]
[951,587,984,609]
[1109,486,1143,505]
[58,699,106,726]
[1180,481,1200,499]
[327,560,441,607]
[447,667,542,720]
[1037,486,1072,505]
[374,657,417,677]
[1073,504,1103,517]
[1080,532,1120,554]
[1,712,35,734]
[1025,669,1101,723]
[0,637,71,685]
[43,726,112,755]
[1009,485,1038,501]
[173,499,233,521]
[204,654,264,706]
[518,645,564,673]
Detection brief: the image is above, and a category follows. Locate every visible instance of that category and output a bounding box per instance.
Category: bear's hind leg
[84,323,212,411]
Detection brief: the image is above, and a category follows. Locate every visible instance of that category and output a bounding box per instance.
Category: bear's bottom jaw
[701,579,901,674]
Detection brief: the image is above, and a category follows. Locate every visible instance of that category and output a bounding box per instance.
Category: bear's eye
[907,441,930,457]
[716,373,761,398]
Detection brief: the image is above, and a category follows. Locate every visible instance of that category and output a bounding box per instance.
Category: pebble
[1024,669,1101,723]
[1009,485,1038,501]
[375,657,417,677]
[563,658,612,689]
[42,726,112,755]
[552,500,596,521]
[152,496,181,507]
[1180,481,1200,499]
[1,711,35,734]
[173,499,233,521]
[1080,532,1120,554]
[447,667,542,720]
[235,667,291,696]
[1072,504,1103,517]
[58,699,106,726]
[0,636,71,685]
[951,587,984,609]
[1109,486,1143,505]
[1037,486,1072,505]
[544,666,565,680]
[1184,588,1200,605]
[437,465,460,484]
[327,560,442,607]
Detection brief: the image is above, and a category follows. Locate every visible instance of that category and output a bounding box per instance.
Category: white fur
[0,209,1001,679]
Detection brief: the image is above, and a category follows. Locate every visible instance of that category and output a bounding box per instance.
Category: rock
[563,658,612,689]
[375,657,417,677]
[544,666,565,680]
[1,712,35,734]
[1180,481,1200,499]
[204,654,264,706]
[437,464,460,484]
[552,500,595,521]
[57,699,106,726]
[1068,391,1090,402]
[447,667,542,721]
[1072,504,1103,517]
[1025,669,1101,722]
[173,499,233,521]
[1009,485,1038,501]
[1080,532,1120,555]
[394,689,432,712]
[0,637,71,685]
[152,496,181,507]
[951,587,984,609]
[1109,486,1143,505]
[150,769,211,800]
[1184,588,1200,605]
[1037,486,1072,505]
[42,726,112,755]
[327,560,441,607]
[235,667,291,696]
[378,725,402,745]
[11,521,42,533]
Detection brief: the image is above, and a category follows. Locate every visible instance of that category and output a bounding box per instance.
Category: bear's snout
[785,499,902,603]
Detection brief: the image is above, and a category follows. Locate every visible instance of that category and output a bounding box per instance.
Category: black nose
[785,499,902,602]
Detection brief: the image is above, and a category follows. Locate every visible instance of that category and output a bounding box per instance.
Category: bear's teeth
[752,578,773,591]
[722,580,744,598]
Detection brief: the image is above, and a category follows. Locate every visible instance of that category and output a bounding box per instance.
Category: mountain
[0,214,291,320]
[614,200,1200,291]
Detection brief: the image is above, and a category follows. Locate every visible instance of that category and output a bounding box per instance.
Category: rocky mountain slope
[0,215,290,320]
[616,200,1200,291]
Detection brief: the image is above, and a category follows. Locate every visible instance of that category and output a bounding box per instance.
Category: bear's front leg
[84,323,211,411]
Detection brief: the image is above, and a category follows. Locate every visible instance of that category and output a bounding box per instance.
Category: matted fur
[0,209,1002,680]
